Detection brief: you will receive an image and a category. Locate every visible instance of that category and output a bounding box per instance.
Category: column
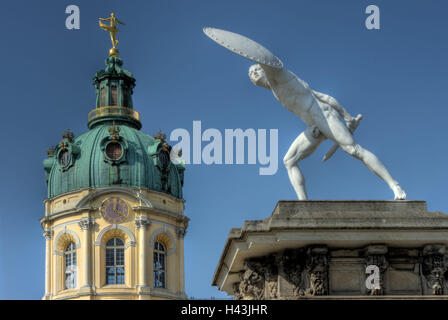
[78,217,95,290]
[42,229,53,299]
[135,216,151,290]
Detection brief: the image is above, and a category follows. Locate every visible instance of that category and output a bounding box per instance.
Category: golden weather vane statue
[99,13,125,57]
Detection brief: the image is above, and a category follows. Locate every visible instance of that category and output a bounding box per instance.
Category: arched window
[106,238,125,284]
[64,242,77,289]
[154,242,166,288]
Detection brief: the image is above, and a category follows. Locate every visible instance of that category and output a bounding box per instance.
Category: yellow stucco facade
[40,186,189,300]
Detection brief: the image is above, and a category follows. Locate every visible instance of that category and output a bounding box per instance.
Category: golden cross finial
[99,13,126,57]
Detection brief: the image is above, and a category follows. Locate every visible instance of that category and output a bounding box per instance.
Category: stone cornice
[41,205,188,226]
[40,206,96,224]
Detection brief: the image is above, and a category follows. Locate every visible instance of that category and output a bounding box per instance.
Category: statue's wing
[203,27,283,69]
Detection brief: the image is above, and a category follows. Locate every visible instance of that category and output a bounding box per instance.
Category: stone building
[40,47,188,300]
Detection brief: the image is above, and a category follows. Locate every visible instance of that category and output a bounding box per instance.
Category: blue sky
[0,0,447,299]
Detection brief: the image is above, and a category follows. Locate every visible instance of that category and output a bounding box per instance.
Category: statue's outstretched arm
[312,90,353,122]
[99,17,111,21]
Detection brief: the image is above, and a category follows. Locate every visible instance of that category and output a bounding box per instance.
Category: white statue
[204,28,406,200]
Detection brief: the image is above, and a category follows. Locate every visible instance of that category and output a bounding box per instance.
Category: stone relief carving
[233,255,278,300]
[262,255,278,299]
[237,262,265,300]
[232,244,448,299]
[234,247,329,299]
[232,281,243,300]
[279,249,306,297]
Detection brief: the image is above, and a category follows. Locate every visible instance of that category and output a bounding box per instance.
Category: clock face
[100,197,130,224]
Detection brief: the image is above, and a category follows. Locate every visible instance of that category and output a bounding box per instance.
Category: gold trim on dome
[88,106,140,122]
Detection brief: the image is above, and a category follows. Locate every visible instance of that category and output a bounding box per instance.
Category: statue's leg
[312,102,406,200]
[283,126,326,200]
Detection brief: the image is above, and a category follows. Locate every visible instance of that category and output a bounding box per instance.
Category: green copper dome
[43,57,185,199]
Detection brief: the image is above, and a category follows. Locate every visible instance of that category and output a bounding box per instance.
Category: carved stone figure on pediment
[237,261,265,300]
